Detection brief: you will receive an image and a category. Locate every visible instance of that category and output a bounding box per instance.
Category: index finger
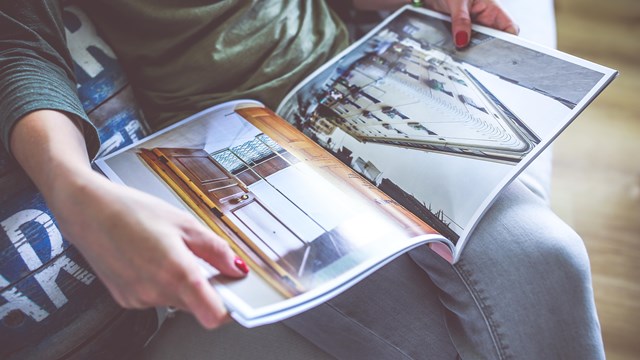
[449,0,472,48]
[182,217,248,278]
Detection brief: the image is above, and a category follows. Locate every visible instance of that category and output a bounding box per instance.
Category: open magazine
[95,6,616,327]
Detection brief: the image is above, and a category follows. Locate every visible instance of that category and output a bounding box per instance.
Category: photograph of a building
[298,33,540,164]
[278,9,598,241]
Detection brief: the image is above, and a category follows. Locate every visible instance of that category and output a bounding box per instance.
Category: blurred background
[552,0,640,359]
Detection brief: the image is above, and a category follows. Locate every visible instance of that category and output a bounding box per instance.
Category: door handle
[232,194,250,204]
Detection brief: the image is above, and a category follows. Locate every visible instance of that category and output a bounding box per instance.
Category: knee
[495,204,594,295]
[529,218,591,286]
[462,188,594,292]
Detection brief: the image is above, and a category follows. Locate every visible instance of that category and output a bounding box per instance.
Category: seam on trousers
[326,302,414,360]
[452,262,509,360]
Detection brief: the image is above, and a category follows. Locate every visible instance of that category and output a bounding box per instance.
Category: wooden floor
[552,0,640,358]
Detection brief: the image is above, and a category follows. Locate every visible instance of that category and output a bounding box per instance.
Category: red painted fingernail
[234,257,249,274]
[455,31,469,48]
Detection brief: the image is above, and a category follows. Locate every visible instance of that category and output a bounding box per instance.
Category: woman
[0,1,604,358]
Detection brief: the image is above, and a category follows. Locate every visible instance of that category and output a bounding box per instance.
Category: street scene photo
[279,9,604,241]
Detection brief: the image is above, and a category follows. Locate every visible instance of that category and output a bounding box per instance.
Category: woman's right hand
[352,0,519,48]
[425,0,519,47]
[53,171,249,329]
[11,110,248,329]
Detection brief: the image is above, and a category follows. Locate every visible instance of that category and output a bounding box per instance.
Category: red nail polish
[455,31,469,48]
[234,257,249,274]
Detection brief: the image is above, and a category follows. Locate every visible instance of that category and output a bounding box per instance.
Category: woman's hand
[11,110,248,329]
[352,0,519,48]
[53,172,249,329]
[425,0,519,47]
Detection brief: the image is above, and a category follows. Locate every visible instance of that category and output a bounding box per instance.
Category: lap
[289,175,600,359]
[285,254,458,360]
[410,178,603,359]
[141,160,602,359]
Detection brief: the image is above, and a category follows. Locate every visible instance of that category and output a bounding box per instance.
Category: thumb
[183,220,249,278]
[450,0,472,48]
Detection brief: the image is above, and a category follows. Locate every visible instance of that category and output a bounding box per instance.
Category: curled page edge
[429,242,454,264]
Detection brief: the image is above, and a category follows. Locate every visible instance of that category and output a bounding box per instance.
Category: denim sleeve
[0,0,100,159]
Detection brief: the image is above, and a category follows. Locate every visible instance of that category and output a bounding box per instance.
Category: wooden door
[153,148,250,213]
[151,148,306,292]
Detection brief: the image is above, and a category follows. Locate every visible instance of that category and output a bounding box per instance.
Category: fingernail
[455,31,469,48]
[234,257,249,274]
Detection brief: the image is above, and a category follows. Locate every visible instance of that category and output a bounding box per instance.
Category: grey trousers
[285,154,605,359]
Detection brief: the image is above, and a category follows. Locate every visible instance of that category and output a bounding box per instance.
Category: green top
[0,0,348,158]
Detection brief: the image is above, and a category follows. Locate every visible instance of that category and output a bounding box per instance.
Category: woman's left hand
[353,0,519,48]
[425,0,519,47]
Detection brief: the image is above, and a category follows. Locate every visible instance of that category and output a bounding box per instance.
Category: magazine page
[277,6,617,261]
[95,100,447,327]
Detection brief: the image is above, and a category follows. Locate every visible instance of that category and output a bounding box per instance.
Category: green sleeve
[0,0,100,159]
